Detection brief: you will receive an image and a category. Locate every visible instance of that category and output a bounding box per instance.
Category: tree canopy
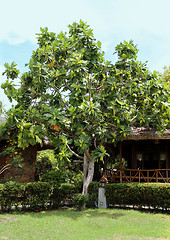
[1,20,169,193]
[162,66,170,89]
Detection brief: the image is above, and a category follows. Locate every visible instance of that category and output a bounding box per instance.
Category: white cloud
[1,0,170,47]
[0,0,94,44]
[0,0,170,73]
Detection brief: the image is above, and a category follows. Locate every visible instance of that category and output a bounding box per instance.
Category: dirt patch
[0,217,18,223]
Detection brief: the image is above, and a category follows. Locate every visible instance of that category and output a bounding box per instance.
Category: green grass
[0,209,169,240]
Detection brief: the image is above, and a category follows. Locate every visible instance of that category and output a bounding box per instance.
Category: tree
[162,66,170,89]
[162,66,170,109]
[157,66,170,117]
[1,20,169,194]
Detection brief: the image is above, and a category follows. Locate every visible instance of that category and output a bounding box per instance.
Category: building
[105,127,170,183]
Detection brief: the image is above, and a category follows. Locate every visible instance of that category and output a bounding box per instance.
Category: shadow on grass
[110,205,170,215]
[14,208,125,220]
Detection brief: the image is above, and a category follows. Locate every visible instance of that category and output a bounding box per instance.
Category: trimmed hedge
[73,193,88,210]
[0,181,169,212]
[0,181,81,212]
[0,181,98,212]
[87,182,99,208]
[105,183,170,211]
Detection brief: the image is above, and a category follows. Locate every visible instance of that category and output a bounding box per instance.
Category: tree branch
[62,132,76,139]
[66,143,84,159]
[84,149,92,161]
[57,90,69,110]
[89,77,92,101]
[64,80,72,92]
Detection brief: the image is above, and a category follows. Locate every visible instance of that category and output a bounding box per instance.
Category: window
[160,153,166,169]
[143,153,159,169]
[136,153,143,169]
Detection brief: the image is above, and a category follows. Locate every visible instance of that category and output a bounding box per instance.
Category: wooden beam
[119,142,122,183]
[166,170,168,182]
[147,171,149,183]
[156,170,158,182]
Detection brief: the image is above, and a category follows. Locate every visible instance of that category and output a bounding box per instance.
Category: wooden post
[119,142,122,183]
[166,170,168,182]
[147,171,149,183]
[156,170,158,182]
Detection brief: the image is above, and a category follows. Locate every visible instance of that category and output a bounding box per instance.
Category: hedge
[0,181,99,212]
[0,181,169,212]
[105,183,170,211]
[0,181,81,212]
[86,182,99,208]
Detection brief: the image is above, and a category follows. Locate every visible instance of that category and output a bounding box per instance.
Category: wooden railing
[105,168,170,183]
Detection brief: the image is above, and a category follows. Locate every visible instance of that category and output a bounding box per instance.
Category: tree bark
[82,149,95,195]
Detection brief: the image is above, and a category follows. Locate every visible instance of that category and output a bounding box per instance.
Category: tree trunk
[82,150,94,195]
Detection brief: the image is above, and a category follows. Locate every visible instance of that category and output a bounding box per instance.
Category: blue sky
[0,0,170,110]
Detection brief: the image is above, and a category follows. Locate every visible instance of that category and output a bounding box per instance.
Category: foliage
[40,169,83,185]
[0,181,169,213]
[161,66,170,119]
[1,20,169,193]
[86,181,99,208]
[0,138,24,175]
[107,154,127,169]
[105,183,170,211]
[35,150,58,179]
[73,193,88,210]
[0,101,2,115]
[0,181,81,212]
[36,149,83,185]
[40,170,63,184]
[0,181,21,211]
[1,20,169,153]
[162,66,170,89]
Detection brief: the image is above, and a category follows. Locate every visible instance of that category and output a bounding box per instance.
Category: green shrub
[35,150,57,180]
[0,181,81,212]
[0,183,4,189]
[0,181,169,212]
[0,179,11,184]
[0,181,22,211]
[40,169,83,186]
[40,170,62,184]
[87,182,99,208]
[22,182,53,210]
[105,183,170,210]
[73,193,88,210]
[36,150,83,186]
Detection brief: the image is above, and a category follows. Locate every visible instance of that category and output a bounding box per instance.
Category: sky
[0,0,170,110]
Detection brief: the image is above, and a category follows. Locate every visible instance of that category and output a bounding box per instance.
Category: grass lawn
[0,208,169,240]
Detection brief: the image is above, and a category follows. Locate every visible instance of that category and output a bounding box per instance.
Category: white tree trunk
[82,150,94,195]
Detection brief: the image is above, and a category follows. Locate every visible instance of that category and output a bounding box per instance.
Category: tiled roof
[125,127,170,140]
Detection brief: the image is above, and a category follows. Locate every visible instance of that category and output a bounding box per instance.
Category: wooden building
[0,127,51,183]
[105,128,170,183]
[0,140,39,183]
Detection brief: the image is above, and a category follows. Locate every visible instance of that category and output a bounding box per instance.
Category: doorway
[143,153,159,169]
